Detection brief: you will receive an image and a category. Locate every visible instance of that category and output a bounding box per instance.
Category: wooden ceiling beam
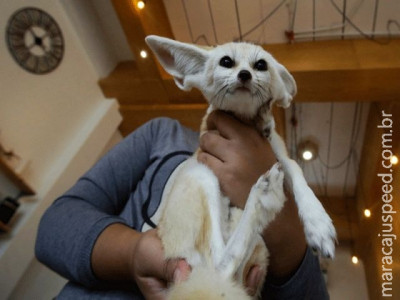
[110,0,173,79]
[107,1,400,105]
[265,39,400,72]
[293,68,400,102]
[109,1,400,104]
[265,39,400,103]
[118,104,208,136]
[110,0,173,80]
[100,43,400,105]
[106,0,399,141]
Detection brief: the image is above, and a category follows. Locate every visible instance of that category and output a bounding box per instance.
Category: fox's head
[146,36,296,119]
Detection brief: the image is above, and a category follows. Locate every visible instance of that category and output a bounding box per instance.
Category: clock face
[6,7,64,74]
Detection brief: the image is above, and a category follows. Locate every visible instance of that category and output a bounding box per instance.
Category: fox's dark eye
[254,59,268,71]
[219,56,234,68]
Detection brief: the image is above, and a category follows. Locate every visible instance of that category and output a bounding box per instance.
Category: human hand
[262,191,307,284]
[246,265,265,296]
[198,110,306,284]
[132,229,262,298]
[91,221,265,297]
[131,229,191,299]
[198,110,276,209]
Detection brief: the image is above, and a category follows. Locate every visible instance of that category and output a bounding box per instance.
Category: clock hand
[28,27,38,39]
[39,44,47,54]
[40,32,50,39]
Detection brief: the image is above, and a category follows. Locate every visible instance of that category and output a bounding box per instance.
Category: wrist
[262,191,307,284]
[264,234,306,284]
[91,223,141,282]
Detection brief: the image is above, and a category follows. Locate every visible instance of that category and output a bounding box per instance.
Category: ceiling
[86,0,400,204]
[87,1,399,208]
[286,101,370,198]
[161,0,399,198]
[163,0,400,45]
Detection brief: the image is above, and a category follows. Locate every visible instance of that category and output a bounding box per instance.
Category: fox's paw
[300,193,337,258]
[245,163,286,235]
[255,163,280,189]
[254,163,285,212]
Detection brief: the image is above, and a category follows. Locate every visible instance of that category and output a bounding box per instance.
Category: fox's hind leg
[228,207,268,296]
[158,158,228,267]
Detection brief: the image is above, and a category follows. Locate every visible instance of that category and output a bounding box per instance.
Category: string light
[140,50,147,58]
[363,209,371,218]
[390,155,398,165]
[298,140,318,162]
[302,150,313,161]
[137,1,145,10]
[351,255,359,264]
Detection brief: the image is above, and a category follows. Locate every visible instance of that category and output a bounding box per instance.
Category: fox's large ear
[145,35,209,90]
[270,61,297,108]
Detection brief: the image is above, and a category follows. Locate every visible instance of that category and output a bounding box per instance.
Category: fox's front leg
[268,129,337,258]
[218,163,285,278]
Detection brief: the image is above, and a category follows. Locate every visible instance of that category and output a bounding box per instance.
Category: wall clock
[6,7,64,75]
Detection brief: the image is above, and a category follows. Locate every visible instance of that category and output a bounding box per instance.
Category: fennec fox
[145,36,336,299]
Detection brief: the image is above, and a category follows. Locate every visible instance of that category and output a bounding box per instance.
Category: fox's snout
[237,70,252,83]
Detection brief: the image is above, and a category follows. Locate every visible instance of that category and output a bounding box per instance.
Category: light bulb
[351,255,359,264]
[140,50,147,58]
[390,155,398,165]
[302,150,313,161]
[297,140,318,162]
[137,1,145,9]
[364,209,371,218]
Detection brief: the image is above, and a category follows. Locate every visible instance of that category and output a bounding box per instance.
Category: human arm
[35,116,266,298]
[91,222,262,299]
[198,111,328,297]
[34,119,178,290]
[91,225,190,299]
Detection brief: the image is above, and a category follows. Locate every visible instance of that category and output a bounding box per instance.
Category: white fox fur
[145,35,336,300]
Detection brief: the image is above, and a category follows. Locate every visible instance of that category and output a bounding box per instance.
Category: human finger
[133,236,168,300]
[199,130,229,162]
[197,151,225,179]
[206,110,251,140]
[168,259,191,284]
[245,265,263,296]
[133,230,191,298]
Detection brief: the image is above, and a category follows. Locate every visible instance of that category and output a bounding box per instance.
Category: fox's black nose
[238,70,252,82]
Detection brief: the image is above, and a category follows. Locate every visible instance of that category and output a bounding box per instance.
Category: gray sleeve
[35,119,159,288]
[262,247,330,299]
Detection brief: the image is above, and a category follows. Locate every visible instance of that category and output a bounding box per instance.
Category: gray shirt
[35,117,329,299]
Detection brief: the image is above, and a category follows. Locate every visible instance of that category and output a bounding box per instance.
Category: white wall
[60,0,133,78]
[327,245,369,300]
[8,130,123,300]
[1,0,112,193]
[9,259,68,300]
[0,0,124,298]
[89,0,134,62]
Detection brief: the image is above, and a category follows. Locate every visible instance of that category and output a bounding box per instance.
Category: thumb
[245,265,263,296]
[166,259,191,284]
